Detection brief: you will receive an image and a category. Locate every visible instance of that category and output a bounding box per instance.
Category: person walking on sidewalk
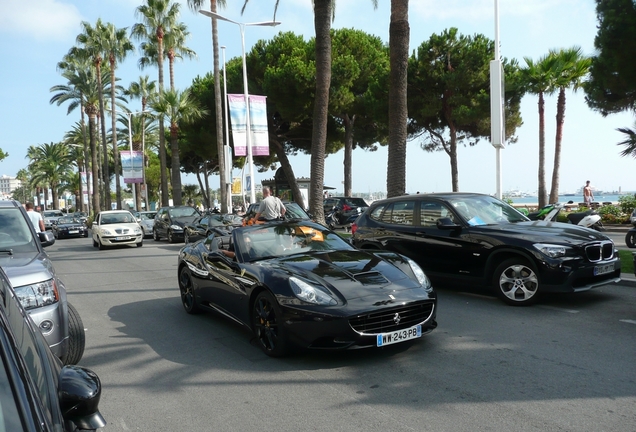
[25,202,45,232]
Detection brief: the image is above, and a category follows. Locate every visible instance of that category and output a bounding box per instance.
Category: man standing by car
[25,202,45,232]
[255,187,286,222]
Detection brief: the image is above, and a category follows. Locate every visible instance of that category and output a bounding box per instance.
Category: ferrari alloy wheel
[626,230,636,248]
[62,303,86,365]
[493,258,540,306]
[252,291,288,357]
[178,267,201,314]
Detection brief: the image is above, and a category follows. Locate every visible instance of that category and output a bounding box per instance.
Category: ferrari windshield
[237,222,354,261]
[447,195,529,226]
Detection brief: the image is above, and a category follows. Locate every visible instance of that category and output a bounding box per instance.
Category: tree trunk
[538,92,547,207]
[549,88,566,204]
[110,61,122,210]
[211,0,227,214]
[89,115,101,215]
[157,33,169,206]
[387,0,409,198]
[449,125,459,192]
[309,0,333,224]
[271,139,304,209]
[170,124,182,205]
[96,60,110,210]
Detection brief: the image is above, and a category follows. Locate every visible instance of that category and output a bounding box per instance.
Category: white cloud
[1,0,83,42]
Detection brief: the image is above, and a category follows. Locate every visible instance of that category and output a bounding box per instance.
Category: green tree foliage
[585,0,636,115]
[408,28,523,191]
[0,148,7,161]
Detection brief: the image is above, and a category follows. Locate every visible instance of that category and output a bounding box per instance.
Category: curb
[619,274,636,287]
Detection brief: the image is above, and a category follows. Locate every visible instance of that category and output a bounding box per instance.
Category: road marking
[620,319,636,325]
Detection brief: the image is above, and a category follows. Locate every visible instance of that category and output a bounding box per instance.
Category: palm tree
[521,54,557,208]
[73,19,113,210]
[132,0,182,207]
[26,143,75,210]
[548,47,591,204]
[63,123,89,211]
[149,89,209,204]
[187,0,228,213]
[101,22,135,209]
[617,121,636,158]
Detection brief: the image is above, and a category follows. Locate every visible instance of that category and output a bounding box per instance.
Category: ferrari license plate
[115,236,131,241]
[377,325,421,347]
[594,263,614,276]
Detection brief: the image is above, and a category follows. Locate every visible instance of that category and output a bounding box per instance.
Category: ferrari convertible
[177,221,437,357]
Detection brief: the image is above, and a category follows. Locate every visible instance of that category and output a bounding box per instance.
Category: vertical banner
[81,171,92,204]
[228,94,270,157]
[121,151,144,183]
[231,177,242,194]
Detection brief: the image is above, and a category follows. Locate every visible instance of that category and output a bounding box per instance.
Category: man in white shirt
[25,202,45,233]
[255,187,286,222]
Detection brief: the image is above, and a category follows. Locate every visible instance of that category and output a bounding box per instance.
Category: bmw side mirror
[38,230,55,247]
[58,365,106,430]
[436,217,461,230]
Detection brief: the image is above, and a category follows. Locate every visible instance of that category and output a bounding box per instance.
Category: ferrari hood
[273,250,421,300]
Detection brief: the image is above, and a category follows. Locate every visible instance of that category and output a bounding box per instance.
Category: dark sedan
[51,216,89,239]
[0,267,105,431]
[184,213,243,244]
[352,192,621,306]
[154,205,201,243]
[177,221,437,357]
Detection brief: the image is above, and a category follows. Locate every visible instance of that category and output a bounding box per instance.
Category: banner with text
[120,151,144,183]
[227,94,269,157]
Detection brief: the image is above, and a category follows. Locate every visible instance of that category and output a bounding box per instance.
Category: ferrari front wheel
[252,291,288,357]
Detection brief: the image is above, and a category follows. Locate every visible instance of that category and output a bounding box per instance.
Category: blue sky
[1,0,634,197]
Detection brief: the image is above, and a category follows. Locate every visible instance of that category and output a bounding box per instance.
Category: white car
[92,210,143,250]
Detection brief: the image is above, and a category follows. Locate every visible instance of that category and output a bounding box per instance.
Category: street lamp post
[199,10,280,204]
[222,45,232,211]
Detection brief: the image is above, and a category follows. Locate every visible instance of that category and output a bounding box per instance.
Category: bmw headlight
[13,279,59,310]
[404,257,433,292]
[289,277,337,305]
[533,243,570,258]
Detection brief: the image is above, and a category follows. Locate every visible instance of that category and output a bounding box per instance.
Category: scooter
[625,209,636,248]
[325,206,360,231]
[527,201,604,231]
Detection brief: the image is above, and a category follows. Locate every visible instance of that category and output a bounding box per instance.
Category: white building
[0,175,22,199]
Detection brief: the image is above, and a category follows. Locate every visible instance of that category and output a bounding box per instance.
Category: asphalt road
[47,236,636,432]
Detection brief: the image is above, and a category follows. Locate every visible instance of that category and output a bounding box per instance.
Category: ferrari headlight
[534,243,570,258]
[289,277,337,305]
[404,257,433,292]
[13,279,59,310]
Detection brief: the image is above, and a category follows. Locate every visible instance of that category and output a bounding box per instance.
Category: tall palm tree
[132,0,182,207]
[63,122,89,211]
[548,47,591,204]
[617,121,636,158]
[187,0,227,213]
[149,89,209,204]
[521,54,558,208]
[73,19,113,210]
[101,22,134,210]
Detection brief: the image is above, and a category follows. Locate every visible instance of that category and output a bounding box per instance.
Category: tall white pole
[238,24,256,204]
[222,46,232,211]
[491,0,504,199]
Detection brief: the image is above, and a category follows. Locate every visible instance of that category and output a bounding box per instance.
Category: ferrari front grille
[349,302,434,334]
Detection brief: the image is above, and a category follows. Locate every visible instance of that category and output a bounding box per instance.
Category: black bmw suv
[352,192,621,305]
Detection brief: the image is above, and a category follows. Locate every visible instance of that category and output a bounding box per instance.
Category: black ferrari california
[177,221,437,357]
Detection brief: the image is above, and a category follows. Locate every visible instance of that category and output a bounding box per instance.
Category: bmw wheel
[62,303,86,365]
[493,258,540,306]
[626,230,636,248]
[252,291,288,357]
[178,266,201,314]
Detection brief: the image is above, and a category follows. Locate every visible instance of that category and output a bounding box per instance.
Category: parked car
[134,210,157,238]
[177,220,437,357]
[43,209,64,230]
[154,205,201,243]
[92,210,143,250]
[51,216,89,239]
[0,266,106,431]
[184,213,243,244]
[0,200,85,365]
[352,192,621,306]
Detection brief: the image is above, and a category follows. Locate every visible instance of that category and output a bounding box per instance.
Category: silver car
[134,211,157,238]
[0,200,85,365]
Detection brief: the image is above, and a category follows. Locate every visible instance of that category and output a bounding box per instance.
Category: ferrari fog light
[39,320,54,334]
